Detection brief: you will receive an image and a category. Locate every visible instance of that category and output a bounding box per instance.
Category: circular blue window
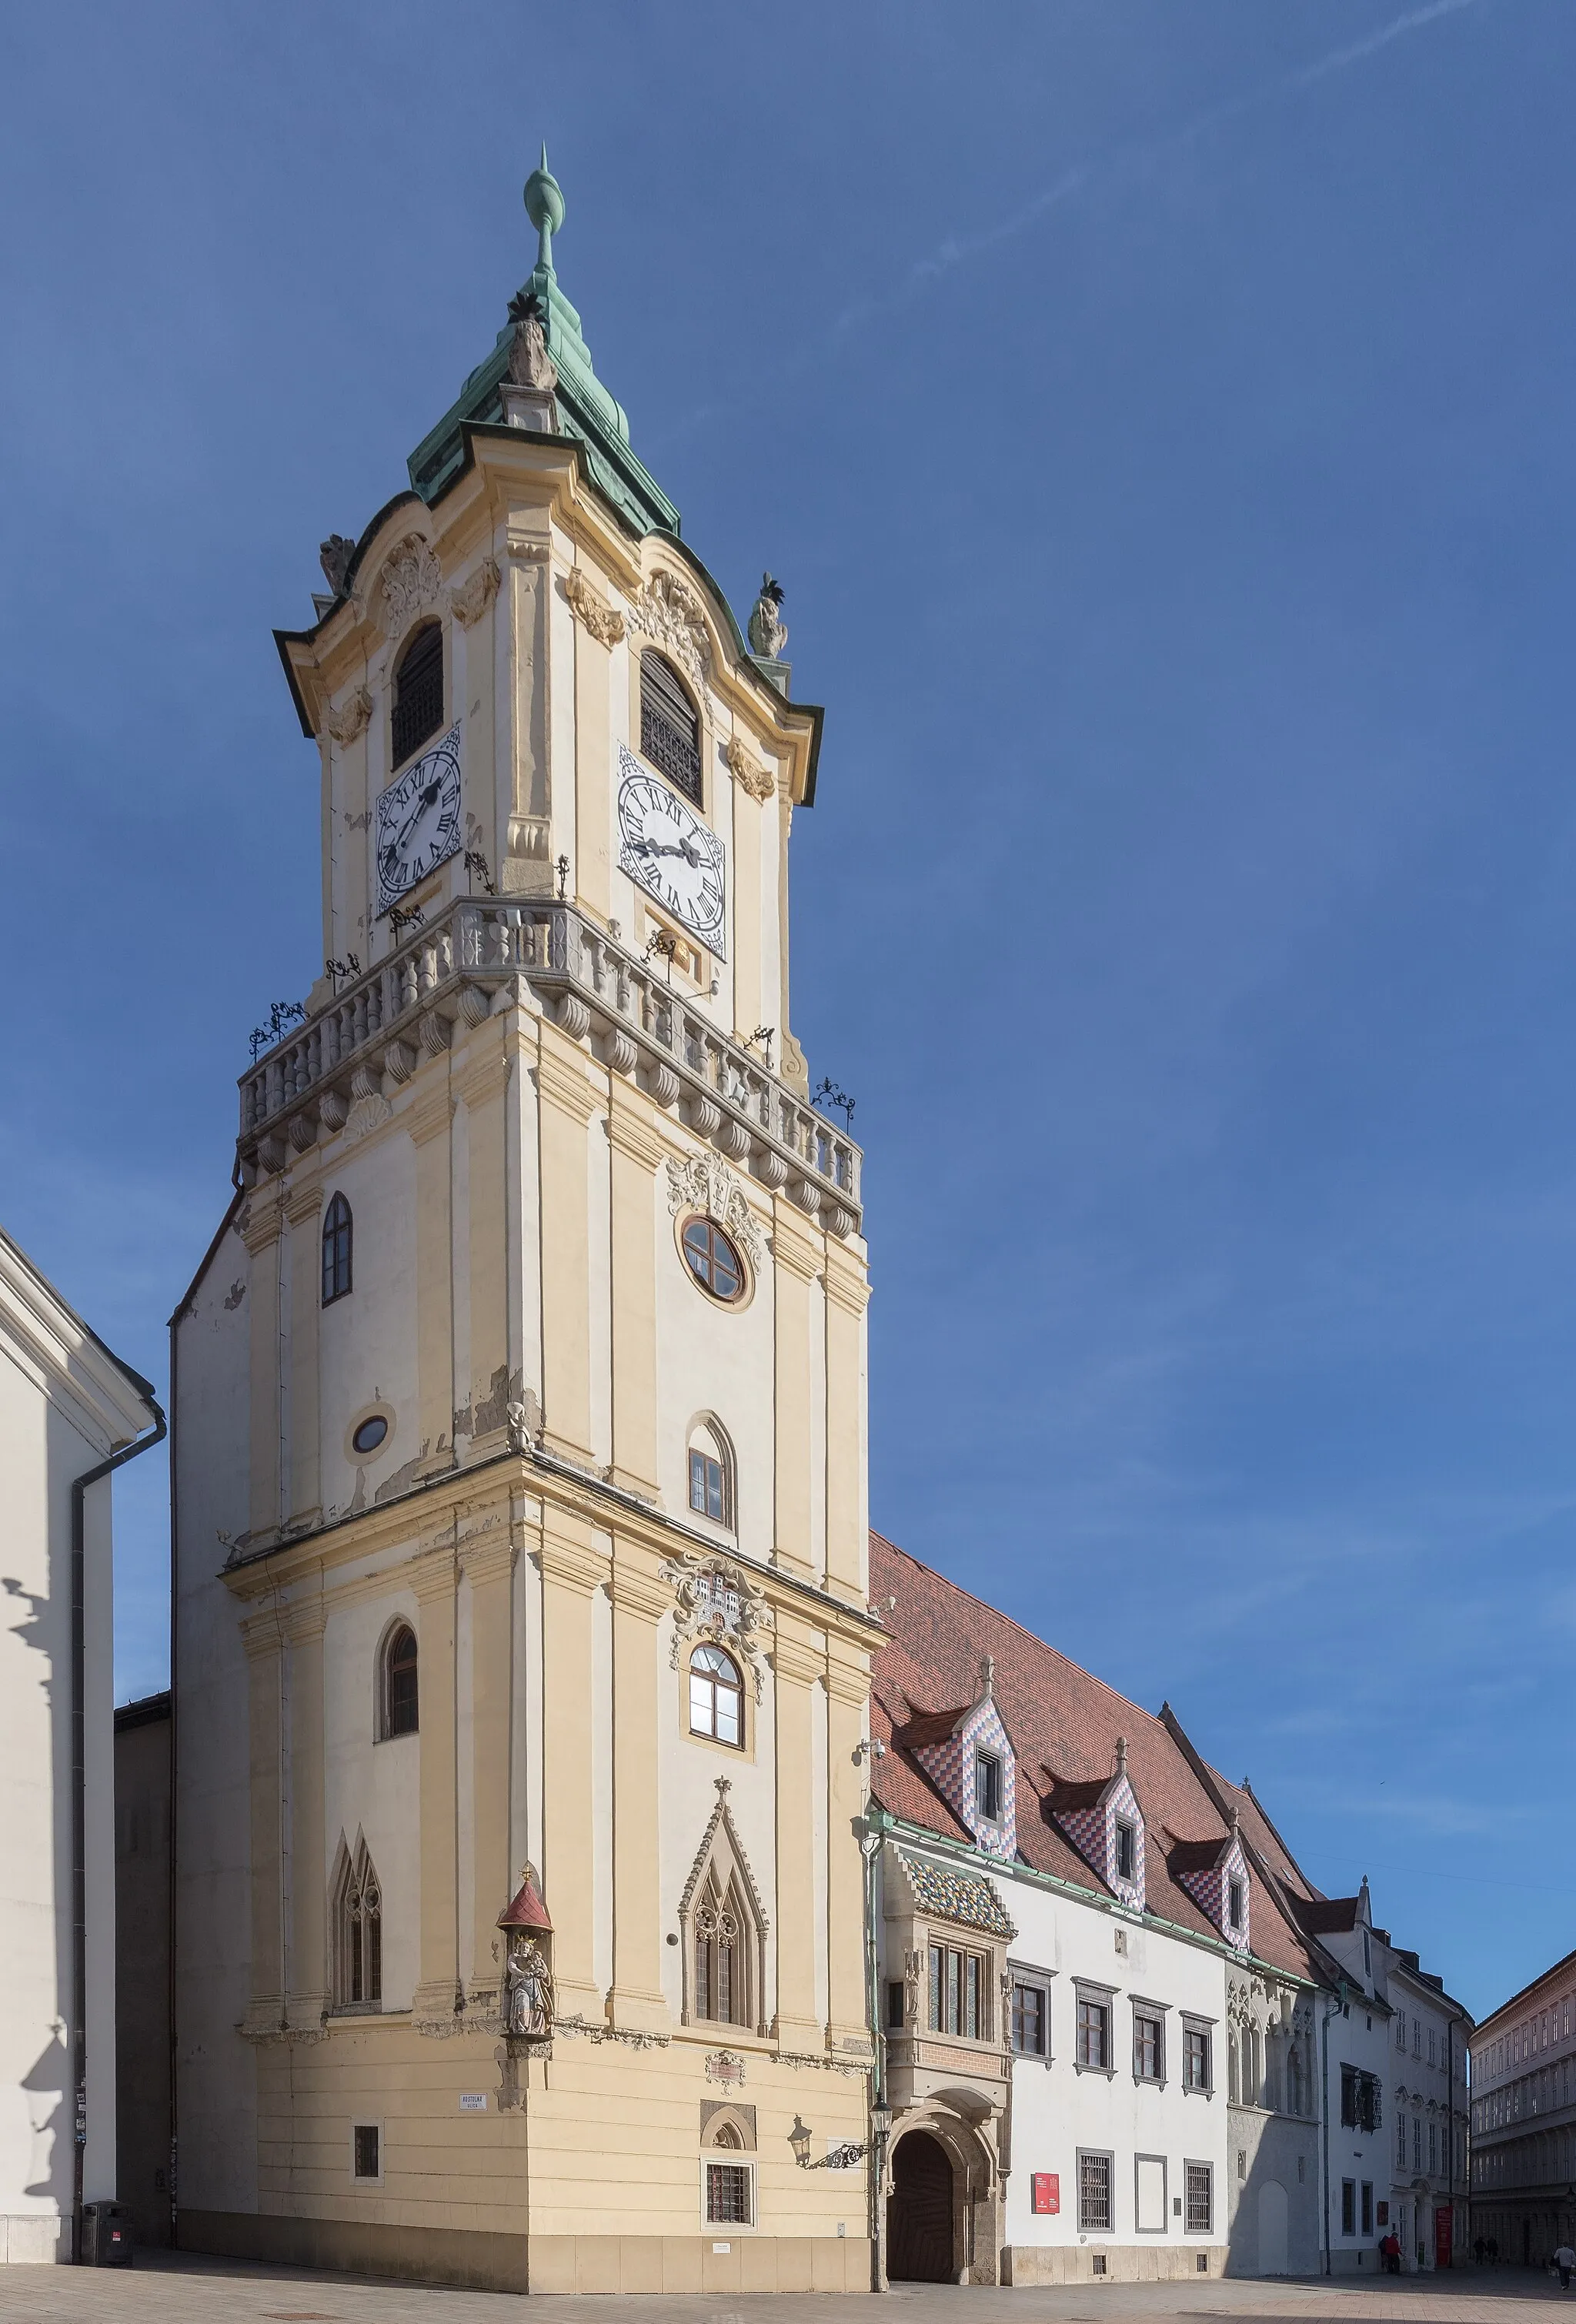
[352,1414,389,1457]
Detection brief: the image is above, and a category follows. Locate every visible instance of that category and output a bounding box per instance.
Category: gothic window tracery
[679,1781,768,2035]
[334,1838,382,2007]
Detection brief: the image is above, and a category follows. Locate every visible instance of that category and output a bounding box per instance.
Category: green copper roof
[408,149,679,537]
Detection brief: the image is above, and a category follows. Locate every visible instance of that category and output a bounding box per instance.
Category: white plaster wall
[315,1133,419,1511]
[654,1179,775,1560]
[172,1217,259,2215]
[322,1574,423,2012]
[1322,1994,1394,2269]
[586,1113,613,1471]
[590,1575,614,1997]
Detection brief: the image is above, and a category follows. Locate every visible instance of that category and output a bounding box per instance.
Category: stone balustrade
[238,900,862,1233]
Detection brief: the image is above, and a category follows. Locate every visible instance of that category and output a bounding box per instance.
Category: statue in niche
[503,1935,554,2038]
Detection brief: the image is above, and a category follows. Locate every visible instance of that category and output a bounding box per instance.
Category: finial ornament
[1115,1735,1128,1777]
[506,290,558,393]
[977,1655,995,1701]
[747,573,787,659]
[524,143,565,274]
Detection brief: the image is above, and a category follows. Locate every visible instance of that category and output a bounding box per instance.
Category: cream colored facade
[172,161,878,2296]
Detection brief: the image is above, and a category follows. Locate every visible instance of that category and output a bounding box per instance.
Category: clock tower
[171,153,877,2293]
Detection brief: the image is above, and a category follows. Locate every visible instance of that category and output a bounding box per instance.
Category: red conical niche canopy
[498,1865,553,1932]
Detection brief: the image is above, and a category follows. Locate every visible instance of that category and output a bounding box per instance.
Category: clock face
[616,743,727,953]
[375,723,462,913]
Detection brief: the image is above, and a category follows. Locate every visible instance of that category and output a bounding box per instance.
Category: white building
[0,1228,161,2262]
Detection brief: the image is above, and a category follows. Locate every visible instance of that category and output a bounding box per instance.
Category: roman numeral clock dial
[616,743,727,954]
[375,723,462,914]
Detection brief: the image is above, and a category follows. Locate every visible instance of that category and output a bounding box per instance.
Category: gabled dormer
[1167,1811,1250,1952]
[898,1659,1017,1862]
[1045,1735,1147,1912]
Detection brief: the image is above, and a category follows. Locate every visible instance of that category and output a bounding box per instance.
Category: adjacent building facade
[1471,1950,1576,2266]
[0,1227,161,2263]
[171,155,877,2297]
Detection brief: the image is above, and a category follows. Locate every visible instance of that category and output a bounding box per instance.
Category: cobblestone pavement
[0,2256,1571,2324]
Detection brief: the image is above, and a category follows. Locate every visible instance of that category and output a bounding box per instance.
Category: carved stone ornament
[659,1551,774,1702]
[319,533,356,596]
[665,1151,764,1269]
[628,568,711,683]
[724,733,775,801]
[325,685,373,746]
[376,536,442,636]
[704,2050,748,2088]
[506,289,559,392]
[564,565,626,647]
[503,1935,554,2039]
[449,556,501,629]
[746,573,787,660]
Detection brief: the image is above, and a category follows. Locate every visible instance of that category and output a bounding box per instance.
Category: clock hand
[383,774,445,872]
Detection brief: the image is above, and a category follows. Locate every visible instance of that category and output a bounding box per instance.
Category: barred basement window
[1078,2149,1113,2232]
[640,650,703,803]
[392,621,444,766]
[706,2162,753,2225]
[1186,2161,1214,2234]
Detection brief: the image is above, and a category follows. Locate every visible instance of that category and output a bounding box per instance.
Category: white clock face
[376,723,462,913]
[616,743,727,953]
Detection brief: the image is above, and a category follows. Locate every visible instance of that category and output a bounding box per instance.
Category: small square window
[353,2123,380,2181]
[975,1751,1002,1822]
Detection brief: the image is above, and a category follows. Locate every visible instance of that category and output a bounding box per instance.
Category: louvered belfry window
[392,622,444,766]
[639,651,703,803]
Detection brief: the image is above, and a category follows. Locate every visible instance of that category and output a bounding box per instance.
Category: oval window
[352,1414,389,1456]
[681,1217,744,1303]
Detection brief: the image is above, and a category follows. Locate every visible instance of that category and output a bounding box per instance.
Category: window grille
[322,1191,352,1304]
[1078,2150,1113,2231]
[1186,2162,1213,2234]
[640,652,703,803]
[392,622,444,766]
[705,2162,753,2225]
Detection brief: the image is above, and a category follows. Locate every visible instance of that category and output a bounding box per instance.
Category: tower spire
[524,144,565,278]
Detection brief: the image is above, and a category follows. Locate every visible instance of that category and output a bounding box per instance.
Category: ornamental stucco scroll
[665,1152,764,1269]
[628,568,711,683]
[376,536,442,636]
[659,1551,774,1701]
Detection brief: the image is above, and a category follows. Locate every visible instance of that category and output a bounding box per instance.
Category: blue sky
[4,0,1572,2023]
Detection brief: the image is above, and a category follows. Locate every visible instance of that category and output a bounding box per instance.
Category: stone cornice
[537,1526,612,1596]
[770,1209,822,1284]
[284,1179,323,1227]
[405,1087,455,1148]
[535,1043,601,1127]
[239,1190,286,1256]
[823,1246,870,1317]
[460,1534,516,1589]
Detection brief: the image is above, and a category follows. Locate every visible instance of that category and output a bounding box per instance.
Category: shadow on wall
[1227,2128,1321,2279]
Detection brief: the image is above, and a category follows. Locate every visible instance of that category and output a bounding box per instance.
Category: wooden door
[887,2130,954,2282]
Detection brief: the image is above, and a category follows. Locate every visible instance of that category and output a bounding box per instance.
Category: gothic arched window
[688,1419,734,1526]
[690,1644,743,1747]
[639,650,703,803]
[694,1866,750,2027]
[381,1621,419,1739]
[335,1839,382,2007]
[392,620,444,766]
[322,1191,352,1306]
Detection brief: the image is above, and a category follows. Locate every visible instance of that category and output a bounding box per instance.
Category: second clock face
[617,743,727,953]
[376,723,462,913]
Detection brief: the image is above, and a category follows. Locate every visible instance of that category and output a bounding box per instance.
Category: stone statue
[319,534,356,597]
[506,291,559,393]
[747,573,787,660]
[503,1935,554,2038]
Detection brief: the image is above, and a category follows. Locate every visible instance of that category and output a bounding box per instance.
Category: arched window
[690,1643,743,1747]
[639,650,702,803]
[334,1838,382,2007]
[322,1191,352,1305]
[688,1419,734,1526]
[391,620,444,766]
[381,1621,419,1738]
[694,1865,750,2026]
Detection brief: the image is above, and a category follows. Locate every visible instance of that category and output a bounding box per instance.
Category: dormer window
[1228,1877,1244,1934]
[975,1750,1003,1823]
[1115,1818,1137,1883]
[391,621,444,766]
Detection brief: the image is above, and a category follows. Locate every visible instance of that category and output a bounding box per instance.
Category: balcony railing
[239,900,861,1227]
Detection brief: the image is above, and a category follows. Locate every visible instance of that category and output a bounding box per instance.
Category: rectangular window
[1078,2149,1113,2232]
[1077,1995,1110,2070]
[1185,2161,1213,2234]
[689,1448,726,1522]
[706,2163,753,2226]
[1397,2114,1407,2169]
[976,1751,1002,1821]
[887,1980,905,2031]
[1414,2020,1422,2057]
[1428,2122,1439,2174]
[1011,1982,1047,2056]
[1412,2115,1421,2171]
[352,2123,380,2181]
[1184,2025,1210,2092]
[927,1943,987,2040]
[1427,2028,1437,2067]
[1397,2012,1407,2050]
[1134,2011,1164,2082]
[1227,1877,1244,1932]
[1361,2182,1373,2237]
[1341,2179,1356,2237]
[1114,1818,1136,1881]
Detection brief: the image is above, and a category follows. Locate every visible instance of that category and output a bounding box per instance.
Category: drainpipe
[1320,1982,1348,2280]
[71,1400,167,2262]
[861,1816,889,2293]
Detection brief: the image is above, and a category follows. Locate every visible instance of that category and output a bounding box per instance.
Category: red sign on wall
[1032,2173,1060,2215]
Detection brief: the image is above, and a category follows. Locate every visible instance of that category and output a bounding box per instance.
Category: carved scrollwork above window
[628,568,711,684]
[376,536,442,636]
[659,1551,773,1702]
[666,1152,764,1270]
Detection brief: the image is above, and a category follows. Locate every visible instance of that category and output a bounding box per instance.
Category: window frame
[1074,1981,1116,2075]
[680,1214,747,1304]
[1227,1875,1244,1933]
[1132,1998,1168,2086]
[702,2157,756,2230]
[1185,2159,1214,2236]
[927,1938,991,2043]
[639,649,705,807]
[1134,2152,1169,2236]
[1114,1815,1137,1883]
[687,1641,745,1750]
[1181,2013,1215,2095]
[351,2121,383,2185]
[1077,2146,1115,2234]
[1341,2178,1357,2237]
[390,619,446,770]
[379,1619,419,1741]
[322,1190,352,1307]
[975,1748,1003,1825]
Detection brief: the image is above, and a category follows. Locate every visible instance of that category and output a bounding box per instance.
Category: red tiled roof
[868,1531,1324,1985]
[1166,1834,1230,1876]
[1288,1895,1361,1935]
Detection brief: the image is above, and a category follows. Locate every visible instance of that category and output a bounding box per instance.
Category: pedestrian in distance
[1554,2241,1574,2291]
[1381,2230,1402,2275]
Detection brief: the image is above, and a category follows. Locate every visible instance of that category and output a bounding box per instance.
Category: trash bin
[81,2202,133,2266]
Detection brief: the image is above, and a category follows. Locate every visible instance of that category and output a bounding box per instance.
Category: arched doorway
[1257,2179,1289,2276]
[888,2129,955,2282]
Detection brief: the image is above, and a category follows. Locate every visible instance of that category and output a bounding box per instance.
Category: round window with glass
[681,1216,745,1303]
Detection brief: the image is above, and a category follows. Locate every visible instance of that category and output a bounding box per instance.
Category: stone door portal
[887,2129,955,2282]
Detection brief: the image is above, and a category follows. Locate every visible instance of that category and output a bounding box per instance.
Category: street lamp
[789,2115,813,2169]
[790,2103,892,2172]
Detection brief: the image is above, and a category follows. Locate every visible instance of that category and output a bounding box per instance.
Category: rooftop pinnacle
[524,145,565,275]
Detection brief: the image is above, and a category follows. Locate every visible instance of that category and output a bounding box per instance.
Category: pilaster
[407,1087,456,1474]
[463,1527,516,2012]
[285,1179,323,1528]
[458,1031,511,1441]
[536,1516,609,2016]
[606,1538,672,2035]
[285,1591,327,2034]
[241,1613,285,2039]
[823,1240,870,1604]
[771,1205,820,1577]
[572,576,613,923]
[606,1090,665,1500]
[771,1620,825,2053]
[825,1647,874,2061]
[535,1025,599,1465]
[242,1189,285,1543]
[410,1542,460,2029]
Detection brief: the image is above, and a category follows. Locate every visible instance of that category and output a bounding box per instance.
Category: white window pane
[690,1675,712,1731]
[716,1694,740,1745]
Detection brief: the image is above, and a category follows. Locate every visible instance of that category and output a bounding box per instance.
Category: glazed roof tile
[899,1852,1018,1939]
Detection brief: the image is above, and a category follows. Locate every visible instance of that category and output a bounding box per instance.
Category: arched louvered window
[335,1841,382,2007]
[382,1621,419,1738]
[639,650,702,803]
[391,621,444,766]
[322,1192,352,1306]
